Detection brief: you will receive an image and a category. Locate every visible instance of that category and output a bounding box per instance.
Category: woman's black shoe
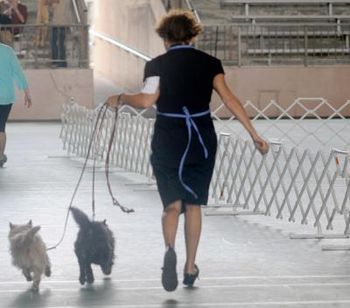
[183,264,199,287]
[0,155,7,167]
[161,247,178,292]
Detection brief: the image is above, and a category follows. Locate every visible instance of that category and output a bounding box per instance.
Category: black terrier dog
[70,207,115,285]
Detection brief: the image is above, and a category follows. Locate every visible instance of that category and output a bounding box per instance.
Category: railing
[162,0,201,22]
[197,22,350,66]
[220,0,350,16]
[207,134,350,243]
[0,24,89,69]
[90,29,151,62]
[72,0,88,25]
[184,0,201,23]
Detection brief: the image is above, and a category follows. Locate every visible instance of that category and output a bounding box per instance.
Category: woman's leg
[161,200,182,291]
[184,204,202,274]
[162,200,182,247]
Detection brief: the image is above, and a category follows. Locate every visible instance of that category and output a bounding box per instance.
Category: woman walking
[106,10,269,291]
[0,42,32,167]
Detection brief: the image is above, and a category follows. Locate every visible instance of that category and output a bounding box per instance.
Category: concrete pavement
[1,122,350,307]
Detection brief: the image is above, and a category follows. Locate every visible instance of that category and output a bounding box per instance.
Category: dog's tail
[70,207,91,229]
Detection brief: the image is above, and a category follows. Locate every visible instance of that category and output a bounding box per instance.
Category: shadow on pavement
[9,288,52,308]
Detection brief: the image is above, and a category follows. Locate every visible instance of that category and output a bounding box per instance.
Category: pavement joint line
[3,300,350,307]
[47,156,72,158]
[3,274,350,285]
[203,274,350,279]
[3,282,350,291]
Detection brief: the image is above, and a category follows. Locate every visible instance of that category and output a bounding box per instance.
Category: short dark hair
[156,9,202,43]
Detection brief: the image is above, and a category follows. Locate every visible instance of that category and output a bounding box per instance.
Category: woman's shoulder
[0,42,14,53]
[148,48,222,67]
[150,53,166,62]
[0,43,15,64]
[146,55,161,69]
[193,48,221,63]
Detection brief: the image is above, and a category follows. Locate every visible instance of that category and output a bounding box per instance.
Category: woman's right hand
[24,90,32,108]
[24,94,32,108]
[105,95,119,109]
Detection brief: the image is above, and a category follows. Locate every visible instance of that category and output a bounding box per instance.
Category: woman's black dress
[144,45,224,211]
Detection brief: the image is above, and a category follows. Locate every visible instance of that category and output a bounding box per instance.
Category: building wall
[10,69,94,120]
[92,0,166,91]
[212,65,350,117]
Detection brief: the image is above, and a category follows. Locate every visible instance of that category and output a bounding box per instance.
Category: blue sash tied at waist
[156,106,210,199]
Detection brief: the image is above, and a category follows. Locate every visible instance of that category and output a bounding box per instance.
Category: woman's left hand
[252,135,269,155]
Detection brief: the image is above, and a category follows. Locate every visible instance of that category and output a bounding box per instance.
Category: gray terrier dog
[70,207,115,285]
[8,220,51,291]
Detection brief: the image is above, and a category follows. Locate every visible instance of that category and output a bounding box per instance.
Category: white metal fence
[213,97,350,152]
[209,133,350,240]
[60,99,350,247]
[60,101,156,178]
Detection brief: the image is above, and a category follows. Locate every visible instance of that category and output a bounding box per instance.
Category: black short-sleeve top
[143,45,224,114]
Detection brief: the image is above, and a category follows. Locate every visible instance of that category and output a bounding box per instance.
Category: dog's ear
[103,219,107,225]
[9,222,14,229]
[27,220,32,227]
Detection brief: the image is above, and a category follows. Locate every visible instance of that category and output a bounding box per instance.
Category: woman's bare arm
[213,73,269,154]
[106,92,159,109]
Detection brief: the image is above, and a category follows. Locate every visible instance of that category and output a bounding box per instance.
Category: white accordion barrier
[60,99,350,250]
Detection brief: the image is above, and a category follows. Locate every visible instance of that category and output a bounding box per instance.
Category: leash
[91,103,110,220]
[47,103,133,251]
[105,107,135,213]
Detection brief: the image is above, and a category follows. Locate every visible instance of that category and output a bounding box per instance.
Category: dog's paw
[86,273,94,284]
[101,267,112,275]
[79,275,86,285]
[31,283,39,293]
[45,266,51,277]
[22,270,32,281]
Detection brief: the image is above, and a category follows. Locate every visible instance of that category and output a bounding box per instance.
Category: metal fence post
[238,25,242,67]
[304,25,308,66]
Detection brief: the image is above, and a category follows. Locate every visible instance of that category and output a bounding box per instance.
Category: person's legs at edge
[0,132,6,159]
[184,204,202,274]
[51,27,58,66]
[161,200,181,291]
[58,27,67,67]
[0,104,12,164]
